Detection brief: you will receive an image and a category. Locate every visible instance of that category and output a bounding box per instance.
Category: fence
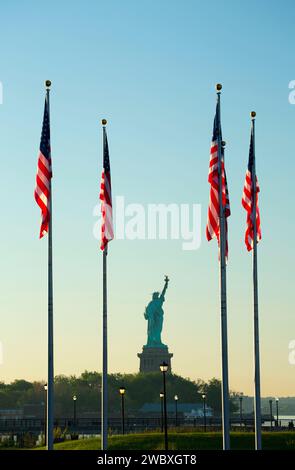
[0,416,294,435]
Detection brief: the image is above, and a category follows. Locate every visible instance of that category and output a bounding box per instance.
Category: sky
[0,0,294,397]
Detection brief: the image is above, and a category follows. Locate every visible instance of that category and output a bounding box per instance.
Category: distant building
[140,403,213,417]
[0,405,45,420]
[23,404,44,418]
[0,409,23,419]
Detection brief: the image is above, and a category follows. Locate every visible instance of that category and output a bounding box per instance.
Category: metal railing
[0,416,294,435]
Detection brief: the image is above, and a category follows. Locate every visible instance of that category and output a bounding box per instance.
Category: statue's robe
[145,295,165,346]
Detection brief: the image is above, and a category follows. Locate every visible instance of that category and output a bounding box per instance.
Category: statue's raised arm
[160,275,170,300]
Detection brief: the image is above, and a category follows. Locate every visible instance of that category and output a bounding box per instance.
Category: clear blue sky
[0,0,294,396]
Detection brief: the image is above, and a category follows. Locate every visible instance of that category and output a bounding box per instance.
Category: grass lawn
[34,432,295,450]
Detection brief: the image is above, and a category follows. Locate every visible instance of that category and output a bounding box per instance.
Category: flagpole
[216,84,230,450]
[251,111,262,450]
[45,80,54,451]
[101,121,108,450]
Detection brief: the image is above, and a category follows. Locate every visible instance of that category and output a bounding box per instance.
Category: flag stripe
[242,130,261,251]
[34,96,52,238]
[100,128,114,251]
[206,104,231,257]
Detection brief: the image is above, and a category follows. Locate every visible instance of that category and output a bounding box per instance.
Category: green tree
[0,372,239,416]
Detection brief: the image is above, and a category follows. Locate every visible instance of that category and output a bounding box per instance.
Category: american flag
[242,126,261,251]
[206,103,231,257]
[100,126,114,251]
[34,96,52,238]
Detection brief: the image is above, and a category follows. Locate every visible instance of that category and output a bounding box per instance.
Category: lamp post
[174,395,178,427]
[44,384,47,445]
[160,362,169,450]
[160,392,164,433]
[119,387,126,435]
[275,398,279,429]
[269,399,273,430]
[73,395,77,430]
[202,394,207,432]
[239,396,243,428]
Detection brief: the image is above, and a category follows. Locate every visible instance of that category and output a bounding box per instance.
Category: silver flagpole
[45,80,54,451]
[216,84,230,450]
[101,248,108,449]
[251,111,262,450]
[101,122,108,450]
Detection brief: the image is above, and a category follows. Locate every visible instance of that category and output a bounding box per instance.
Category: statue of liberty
[144,276,169,348]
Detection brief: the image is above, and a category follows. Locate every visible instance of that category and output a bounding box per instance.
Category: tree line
[0,371,239,417]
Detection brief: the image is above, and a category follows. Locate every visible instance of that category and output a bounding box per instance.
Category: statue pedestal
[137,346,173,373]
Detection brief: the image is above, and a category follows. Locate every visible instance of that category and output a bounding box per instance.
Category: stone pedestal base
[137,346,173,373]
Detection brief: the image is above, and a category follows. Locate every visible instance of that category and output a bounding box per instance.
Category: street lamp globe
[202,394,206,400]
[174,395,178,401]
[119,386,126,395]
[160,392,164,398]
[73,395,77,401]
[160,362,169,373]
[44,384,48,391]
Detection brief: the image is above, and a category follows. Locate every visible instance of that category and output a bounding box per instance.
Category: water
[263,415,295,428]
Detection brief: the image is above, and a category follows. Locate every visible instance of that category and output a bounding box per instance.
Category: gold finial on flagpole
[216,83,222,92]
[251,111,256,119]
[45,80,51,89]
[102,119,107,126]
